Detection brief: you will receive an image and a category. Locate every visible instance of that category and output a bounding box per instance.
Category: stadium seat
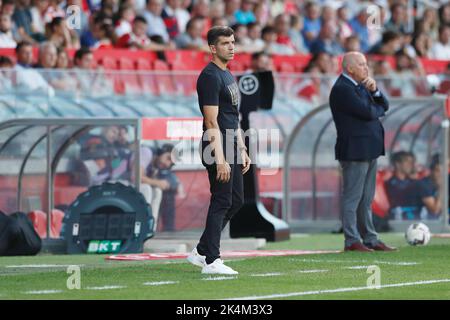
[277,62,296,73]
[118,57,142,94]
[50,209,64,238]
[371,170,391,218]
[136,58,152,70]
[99,56,118,70]
[27,210,47,238]
[165,50,208,71]
[27,209,65,238]
[152,59,177,95]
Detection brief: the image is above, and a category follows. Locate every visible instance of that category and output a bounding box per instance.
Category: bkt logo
[87,240,122,253]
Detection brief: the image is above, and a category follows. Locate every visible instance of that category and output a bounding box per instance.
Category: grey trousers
[340,160,379,247]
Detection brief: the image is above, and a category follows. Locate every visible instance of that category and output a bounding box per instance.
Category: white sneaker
[186,247,206,267]
[201,258,238,275]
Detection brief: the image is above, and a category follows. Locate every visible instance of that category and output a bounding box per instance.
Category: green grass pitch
[1,233,450,300]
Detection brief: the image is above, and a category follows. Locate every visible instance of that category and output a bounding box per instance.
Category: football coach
[329,52,396,252]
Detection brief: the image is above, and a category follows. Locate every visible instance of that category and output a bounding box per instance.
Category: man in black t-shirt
[386,152,442,220]
[187,26,251,275]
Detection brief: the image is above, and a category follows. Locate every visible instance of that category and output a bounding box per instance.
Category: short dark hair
[251,51,270,61]
[261,26,276,37]
[133,15,148,25]
[74,47,92,62]
[0,55,13,67]
[430,154,440,170]
[207,26,234,46]
[390,151,415,165]
[382,31,401,43]
[439,23,450,35]
[186,17,204,31]
[15,40,33,54]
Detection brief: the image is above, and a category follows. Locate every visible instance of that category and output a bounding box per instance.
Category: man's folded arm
[332,85,386,121]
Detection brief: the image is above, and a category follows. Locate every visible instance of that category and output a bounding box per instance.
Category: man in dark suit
[329,52,396,252]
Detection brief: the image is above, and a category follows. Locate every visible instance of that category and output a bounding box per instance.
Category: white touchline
[202,276,237,281]
[297,269,329,273]
[345,266,371,270]
[290,259,419,266]
[25,290,63,295]
[250,273,284,277]
[143,281,179,286]
[224,279,450,300]
[85,286,126,290]
[7,264,85,268]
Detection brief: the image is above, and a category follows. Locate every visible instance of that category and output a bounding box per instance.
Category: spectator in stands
[209,0,225,23]
[430,24,450,60]
[384,3,409,35]
[343,35,360,52]
[368,30,402,55]
[143,0,170,43]
[417,154,442,219]
[224,0,239,26]
[113,3,134,38]
[372,59,393,97]
[385,151,422,220]
[117,15,173,51]
[211,16,228,28]
[14,40,55,95]
[12,0,37,43]
[29,0,48,39]
[336,5,352,43]
[419,7,439,40]
[0,13,16,48]
[35,41,57,68]
[309,20,343,55]
[191,0,211,37]
[411,31,432,58]
[246,22,265,52]
[249,51,273,73]
[349,6,370,52]
[1,0,15,16]
[295,63,323,104]
[385,151,441,220]
[148,144,184,232]
[274,14,298,53]
[0,55,14,91]
[162,0,190,39]
[72,47,113,96]
[391,49,427,96]
[46,17,80,49]
[261,25,294,55]
[175,16,208,51]
[234,0,256,25]
[288,14,307,54]
[97,0,117,19]
[302,1,321,49]
[80,13,112,48]
[438,3,450,25]
[231,23,251,52]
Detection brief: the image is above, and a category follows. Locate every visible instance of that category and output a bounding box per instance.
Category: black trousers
[197,158,244,264]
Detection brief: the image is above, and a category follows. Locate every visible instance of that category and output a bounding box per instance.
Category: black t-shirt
[197,62,240,135]
[385,176,424,219]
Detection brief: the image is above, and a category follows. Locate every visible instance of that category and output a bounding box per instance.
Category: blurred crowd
[0,0,448,99]
[0,0,448,59]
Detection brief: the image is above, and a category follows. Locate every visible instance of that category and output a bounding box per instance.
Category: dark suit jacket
[329,74,389,161]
